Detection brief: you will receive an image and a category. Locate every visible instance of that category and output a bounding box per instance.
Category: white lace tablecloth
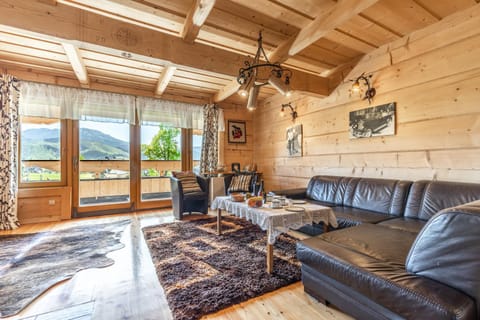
[211,196,337,244]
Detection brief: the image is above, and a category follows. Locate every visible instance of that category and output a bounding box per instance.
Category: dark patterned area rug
[0,219,130,318]
[143,216,301,320]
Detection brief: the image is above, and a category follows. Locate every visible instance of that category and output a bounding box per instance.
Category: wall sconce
[280,103,297,121]
[350,72,376,104]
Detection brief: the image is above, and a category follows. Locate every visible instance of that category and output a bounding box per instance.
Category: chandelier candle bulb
[247,85,260,110]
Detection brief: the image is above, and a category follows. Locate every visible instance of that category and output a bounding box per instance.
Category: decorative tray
[285,206,306,212]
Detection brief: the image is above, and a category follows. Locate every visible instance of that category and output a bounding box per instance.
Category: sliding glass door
[140,123,182,202]
[77,120,131,207]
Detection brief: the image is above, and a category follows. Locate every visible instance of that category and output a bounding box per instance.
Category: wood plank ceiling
[0,0,477,106]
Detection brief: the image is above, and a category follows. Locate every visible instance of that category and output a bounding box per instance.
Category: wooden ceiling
[0,0,478,105]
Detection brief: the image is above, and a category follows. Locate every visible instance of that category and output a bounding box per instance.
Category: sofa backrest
[404,180,480,220]
[306,175,411,215]
[306,175,352,205]
[406,201,480,316]
[343,178,412,216]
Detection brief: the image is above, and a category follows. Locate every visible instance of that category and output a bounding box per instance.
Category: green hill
[22,128,129,160]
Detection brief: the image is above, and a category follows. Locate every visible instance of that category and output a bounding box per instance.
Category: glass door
[76,120,131,209]
[138,123,182,208]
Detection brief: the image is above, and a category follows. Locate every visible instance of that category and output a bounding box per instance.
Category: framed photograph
[349,102,396,139]
[231,162,240,172]
[286,124,302,157]
[228,120,246,144]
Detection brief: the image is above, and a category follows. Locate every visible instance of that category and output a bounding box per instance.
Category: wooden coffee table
[211,196,337,273]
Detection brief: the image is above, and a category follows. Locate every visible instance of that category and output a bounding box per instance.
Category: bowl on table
[247,197,264,208]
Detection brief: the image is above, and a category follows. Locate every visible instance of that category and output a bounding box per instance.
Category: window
[140,123,182,201]
[20,116,63,185]
[192,129,203,173]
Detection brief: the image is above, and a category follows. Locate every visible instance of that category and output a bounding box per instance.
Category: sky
[23,120,202,147]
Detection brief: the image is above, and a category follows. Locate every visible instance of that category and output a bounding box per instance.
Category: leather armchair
[170,174,209,220]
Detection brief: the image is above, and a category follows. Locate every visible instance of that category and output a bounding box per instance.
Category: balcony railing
[21,160,199,205]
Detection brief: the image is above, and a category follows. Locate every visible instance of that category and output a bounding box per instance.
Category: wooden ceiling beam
[268,0,379,63]
[213,78,240,102]
[155,65,176,96]
[182,0,216,43]
[61,42,89,87]
[57,0,183,35]
[1,0,330,99]
[290,0,380,56]
[0,1,242,76]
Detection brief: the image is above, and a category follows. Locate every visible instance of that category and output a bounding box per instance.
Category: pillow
[228,174,252,193]
[172,171,202,193]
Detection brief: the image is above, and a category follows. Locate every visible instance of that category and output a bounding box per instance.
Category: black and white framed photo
[349,102,396,139]
[228,120,246,143]
[231,162,240,172]
[286,124,302,157]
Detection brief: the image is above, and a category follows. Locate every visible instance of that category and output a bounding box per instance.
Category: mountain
[21,128,129,160]
[79,128,129,160]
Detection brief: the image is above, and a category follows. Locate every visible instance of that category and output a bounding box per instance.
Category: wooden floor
[0,210,353,320]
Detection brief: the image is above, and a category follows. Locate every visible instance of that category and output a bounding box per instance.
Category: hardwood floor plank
[1,210,351,320]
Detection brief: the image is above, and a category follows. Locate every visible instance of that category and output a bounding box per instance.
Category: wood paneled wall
[254,6,480,191]
[18,187,72,224]
[219,102,255,172]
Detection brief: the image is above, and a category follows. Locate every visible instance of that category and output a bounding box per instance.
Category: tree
[141,124,181,160]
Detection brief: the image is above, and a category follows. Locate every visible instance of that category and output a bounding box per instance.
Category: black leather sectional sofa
[277,176,480,320]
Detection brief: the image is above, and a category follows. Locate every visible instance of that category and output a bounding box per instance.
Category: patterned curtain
[0,74,20,230]
[199,104,219,174]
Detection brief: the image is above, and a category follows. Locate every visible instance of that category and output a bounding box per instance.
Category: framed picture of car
[228,120,246,143]
[349,102,396,139]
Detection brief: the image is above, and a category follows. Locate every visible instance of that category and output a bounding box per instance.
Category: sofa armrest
[271,188,307,199]
[406,200,480,315]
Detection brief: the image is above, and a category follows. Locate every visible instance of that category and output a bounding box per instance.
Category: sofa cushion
[343,178,411,216]
[332,206,396,228]
[406,201,480,317]
[305,175,351,205]
[297,224,476,319]
[318,224,416,265]
[404,180,480,220]
[377,217,426,233]
[172,171,202,193]
[228,174,252,193]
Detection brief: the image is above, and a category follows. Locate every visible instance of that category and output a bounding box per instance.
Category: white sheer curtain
[137,96,201,128]
[19,81,225,130]
[20,82,136,123]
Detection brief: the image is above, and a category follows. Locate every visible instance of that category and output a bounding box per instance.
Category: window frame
[18,117,68,188]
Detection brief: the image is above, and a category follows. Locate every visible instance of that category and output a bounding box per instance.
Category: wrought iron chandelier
[237,32,292,111]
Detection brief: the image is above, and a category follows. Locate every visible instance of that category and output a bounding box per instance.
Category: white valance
[137,97,225,131]
[136,96,203,129]
[19,81,225,130]
[20,82,136,124]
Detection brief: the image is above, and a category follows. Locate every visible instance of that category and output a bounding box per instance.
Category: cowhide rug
[143,216,301,320]
[0,219,130,317]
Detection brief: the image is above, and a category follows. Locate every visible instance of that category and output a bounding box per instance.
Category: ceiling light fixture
[280,102,297,121]
[350,72,376,104]
[237,31,292,110]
